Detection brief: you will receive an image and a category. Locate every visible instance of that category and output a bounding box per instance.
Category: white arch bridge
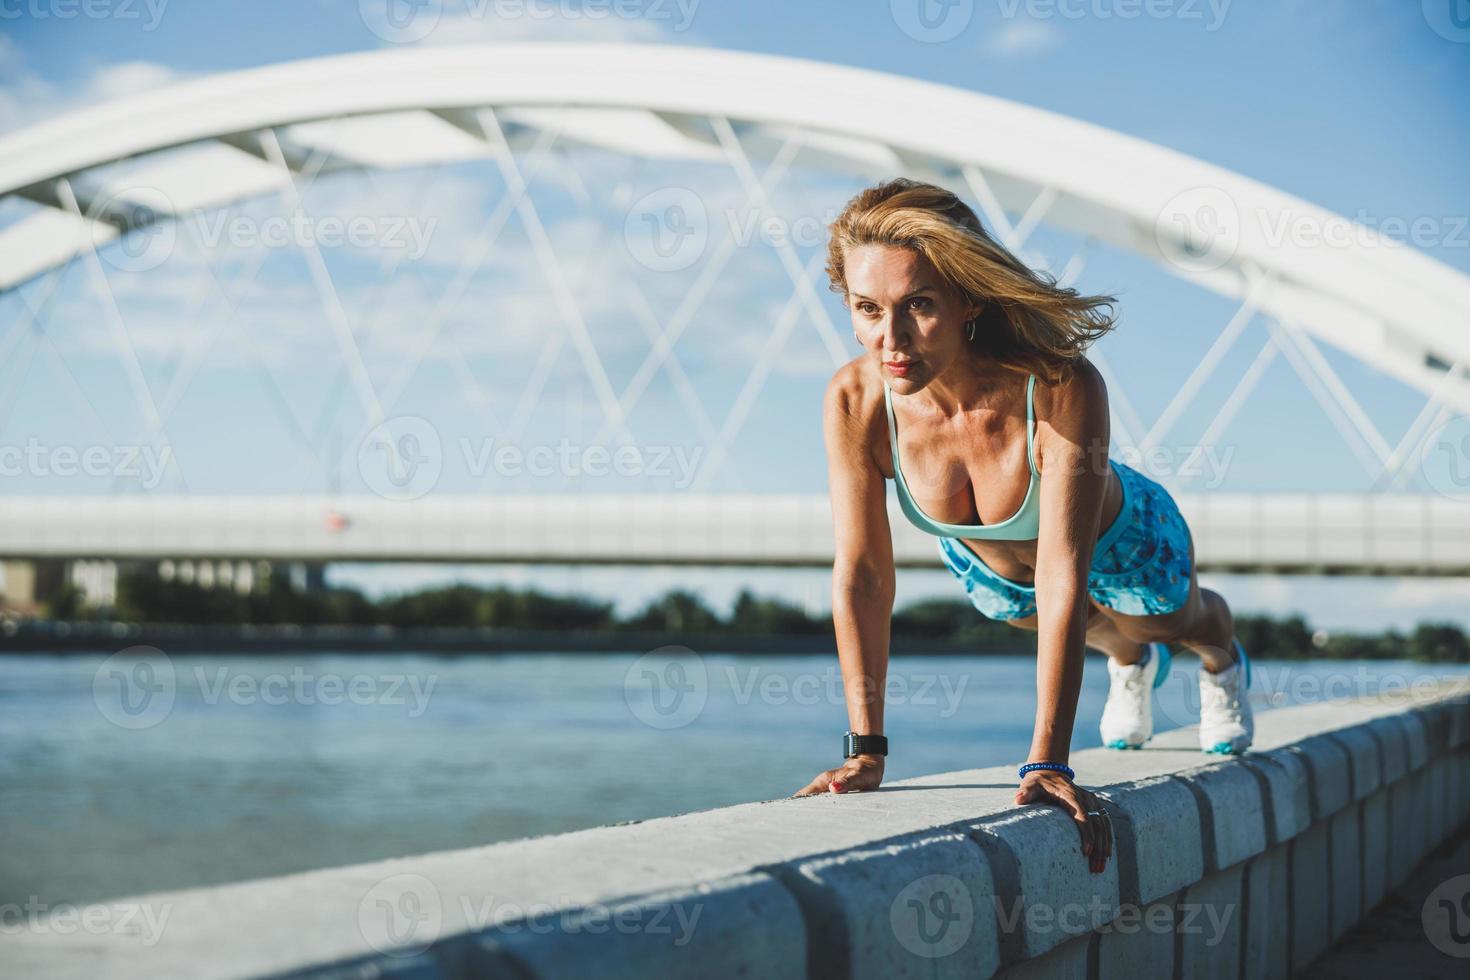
[1,44,1468,576]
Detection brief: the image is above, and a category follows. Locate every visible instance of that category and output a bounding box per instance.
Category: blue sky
[1,1,1468,633]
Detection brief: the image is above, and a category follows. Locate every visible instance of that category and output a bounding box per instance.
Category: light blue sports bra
[882,374,1042,541]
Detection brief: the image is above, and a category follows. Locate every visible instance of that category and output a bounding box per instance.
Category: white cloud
[0,56,185,136]
[981,21,1063,58]
[361,0,704,47]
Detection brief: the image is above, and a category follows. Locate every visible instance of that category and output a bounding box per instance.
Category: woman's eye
[909,298,928,310]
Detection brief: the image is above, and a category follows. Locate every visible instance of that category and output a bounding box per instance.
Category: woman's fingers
[793,760,884,797]
[831,763,877,793]
[1014,776,1113,874]
[792,769,839,797]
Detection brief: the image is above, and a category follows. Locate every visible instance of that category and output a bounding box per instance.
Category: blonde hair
[825,177,1119,387]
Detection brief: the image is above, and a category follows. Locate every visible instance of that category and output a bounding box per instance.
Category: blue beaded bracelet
[1018,761,1075,780]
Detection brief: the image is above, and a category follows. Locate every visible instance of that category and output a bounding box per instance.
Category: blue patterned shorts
[937,459,1192,621]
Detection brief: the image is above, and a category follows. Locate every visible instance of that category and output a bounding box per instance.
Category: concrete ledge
[5,679,1468,980]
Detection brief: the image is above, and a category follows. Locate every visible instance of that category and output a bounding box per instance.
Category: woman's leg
[1089,525,1237,673]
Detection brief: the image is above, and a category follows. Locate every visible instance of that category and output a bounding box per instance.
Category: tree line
[39,567,1460,662]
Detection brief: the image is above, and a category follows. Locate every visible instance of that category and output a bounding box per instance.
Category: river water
[2,650,1464,906]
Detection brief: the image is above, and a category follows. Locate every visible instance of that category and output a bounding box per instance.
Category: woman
[792,178,1254,876]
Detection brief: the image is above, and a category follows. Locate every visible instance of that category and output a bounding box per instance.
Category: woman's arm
[1021,358,1116,873]
[793,365,894,796]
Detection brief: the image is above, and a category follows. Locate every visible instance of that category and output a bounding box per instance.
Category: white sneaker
[1100,643,1172,749]
[1199,639,1254,754]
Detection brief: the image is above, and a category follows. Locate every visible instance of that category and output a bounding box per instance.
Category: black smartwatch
[843,731,888,758]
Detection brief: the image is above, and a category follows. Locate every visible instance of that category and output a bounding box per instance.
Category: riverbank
[0,619,1029,656]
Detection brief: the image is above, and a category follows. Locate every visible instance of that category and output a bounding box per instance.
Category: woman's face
[844,244,982,391]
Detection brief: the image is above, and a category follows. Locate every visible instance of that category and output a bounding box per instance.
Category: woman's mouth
[883,360,916,377]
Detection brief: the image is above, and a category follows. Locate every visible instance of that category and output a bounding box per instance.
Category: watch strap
[844,731,888,758]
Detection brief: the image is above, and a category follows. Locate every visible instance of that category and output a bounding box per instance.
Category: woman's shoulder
[824,355,892,476]
[1031,353,1108,417]
[824,354,884,416]
[1030,355,1110,472]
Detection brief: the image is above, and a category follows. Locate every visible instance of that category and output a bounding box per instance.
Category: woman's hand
[1015,769,1113,874]
[792,753,885,797]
